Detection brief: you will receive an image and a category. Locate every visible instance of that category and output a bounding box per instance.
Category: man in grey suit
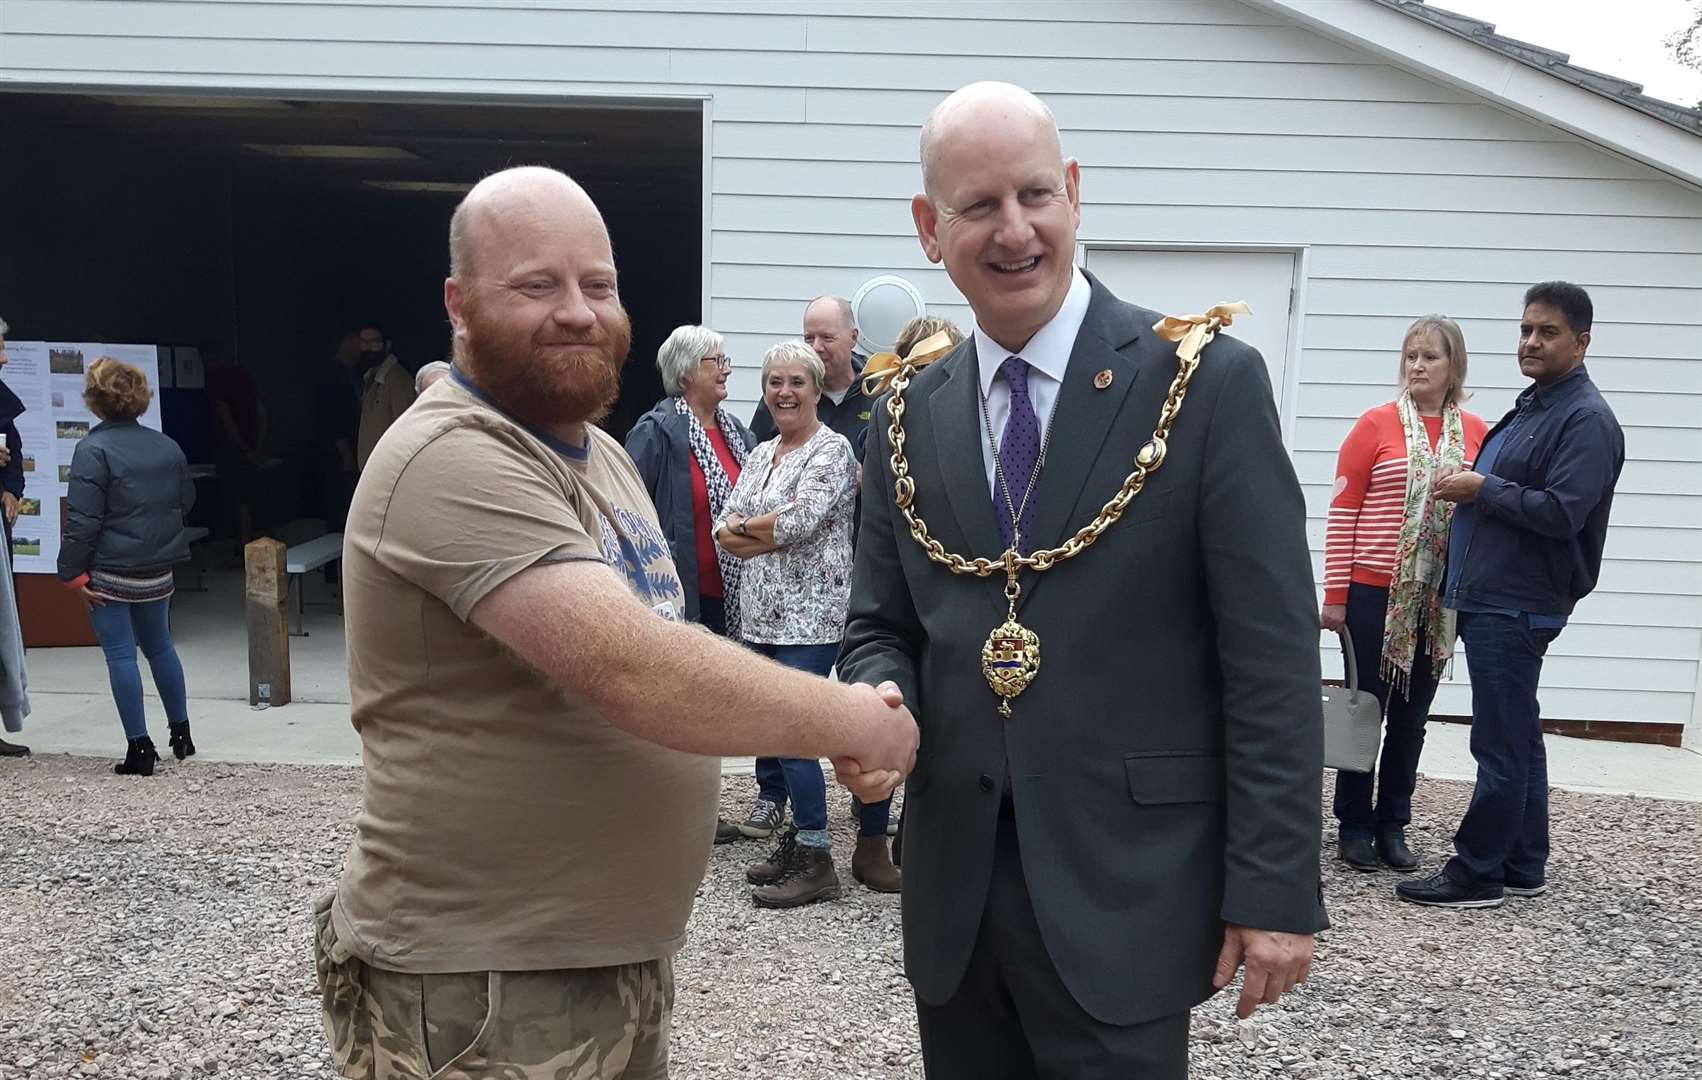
[837,82,1327,1077]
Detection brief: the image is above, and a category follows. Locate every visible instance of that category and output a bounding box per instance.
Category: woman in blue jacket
[59,358,197,776]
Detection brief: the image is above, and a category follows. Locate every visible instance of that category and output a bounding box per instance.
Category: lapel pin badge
[1094,369,1114,390]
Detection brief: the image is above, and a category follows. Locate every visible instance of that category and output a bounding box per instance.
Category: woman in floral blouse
[716,339,859,909]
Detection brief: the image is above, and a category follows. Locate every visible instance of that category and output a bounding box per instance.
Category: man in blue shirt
[1398,281,1623,910]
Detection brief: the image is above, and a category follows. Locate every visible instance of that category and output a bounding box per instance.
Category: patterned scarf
[1382,391,1465,696]
[675,396,749,637]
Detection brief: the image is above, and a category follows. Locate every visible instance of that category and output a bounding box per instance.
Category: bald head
[449,166,607,280]
[919,82,1063,199]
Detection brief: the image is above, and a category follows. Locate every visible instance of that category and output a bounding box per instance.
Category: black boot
[114,737,159,777]
[168,722,196,761]
[0,738,30,757]
[1375,829,1418,871]
[1337,833,1378,872]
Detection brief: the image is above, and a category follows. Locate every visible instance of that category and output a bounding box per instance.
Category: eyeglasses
[700,354,732,372]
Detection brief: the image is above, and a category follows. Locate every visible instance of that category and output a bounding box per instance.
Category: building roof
[1375,0,1702,134]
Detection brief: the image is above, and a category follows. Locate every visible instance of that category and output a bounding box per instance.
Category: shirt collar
[449,366,591,460]
[975,265,1092,397]
[1520,362,1590,410]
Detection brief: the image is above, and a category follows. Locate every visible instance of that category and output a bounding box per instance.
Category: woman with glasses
[626,326,761,843]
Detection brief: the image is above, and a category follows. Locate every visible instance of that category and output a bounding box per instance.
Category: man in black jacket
[1400,281,1624,910]
[750,295,872,457]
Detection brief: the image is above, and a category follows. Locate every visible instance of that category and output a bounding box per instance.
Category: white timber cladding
[1,0,1698,730]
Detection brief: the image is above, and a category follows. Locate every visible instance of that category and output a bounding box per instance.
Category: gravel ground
[0,754,1697,1079]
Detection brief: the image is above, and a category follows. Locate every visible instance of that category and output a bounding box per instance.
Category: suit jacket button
[978,774,995,793]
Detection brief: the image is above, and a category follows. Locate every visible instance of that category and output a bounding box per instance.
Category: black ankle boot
[1375,829,1418,871]
[1337,833,1378,872]
[168,722,196,761]
[114,737,159,777]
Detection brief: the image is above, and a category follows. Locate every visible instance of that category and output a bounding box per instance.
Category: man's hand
[1,492,16,527]
[1213,925,1313,1019]
[0,446,10,469]
[831,681,915,802]
[1432,470,1484,504]
[1319,604,1346,633]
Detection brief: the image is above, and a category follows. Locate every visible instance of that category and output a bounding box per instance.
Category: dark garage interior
[0,90,703,536]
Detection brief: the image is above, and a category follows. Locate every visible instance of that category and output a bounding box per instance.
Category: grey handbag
[1321,630,1382,773]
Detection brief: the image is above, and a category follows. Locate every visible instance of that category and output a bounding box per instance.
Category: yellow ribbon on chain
[861,330,959,398]
[1151,302,1251,363]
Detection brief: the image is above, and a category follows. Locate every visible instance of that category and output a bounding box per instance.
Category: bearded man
[314,166,916,1080]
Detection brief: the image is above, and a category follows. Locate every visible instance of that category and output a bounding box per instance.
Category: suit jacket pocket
[1124,752,1226,805]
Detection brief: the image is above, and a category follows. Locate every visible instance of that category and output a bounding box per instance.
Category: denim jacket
[1442,364,1623,617]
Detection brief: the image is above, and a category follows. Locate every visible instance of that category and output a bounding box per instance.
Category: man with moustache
[1399,281,1622,909]
[837,83,1325,1077]
[315,166,916,1079]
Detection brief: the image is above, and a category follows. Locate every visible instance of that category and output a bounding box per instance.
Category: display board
[3,341,165,573]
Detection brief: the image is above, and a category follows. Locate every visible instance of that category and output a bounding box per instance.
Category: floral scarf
[675,396,749,637]
[1382,391,1465,695]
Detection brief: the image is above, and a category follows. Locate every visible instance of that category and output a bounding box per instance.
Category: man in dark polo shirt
[750,295,872,457]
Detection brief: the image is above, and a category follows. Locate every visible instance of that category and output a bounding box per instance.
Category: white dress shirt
[974,265,1093,496]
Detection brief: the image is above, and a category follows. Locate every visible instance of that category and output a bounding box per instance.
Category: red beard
[457,296,633,430]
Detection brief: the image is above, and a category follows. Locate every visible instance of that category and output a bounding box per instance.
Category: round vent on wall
[851,275,926,355]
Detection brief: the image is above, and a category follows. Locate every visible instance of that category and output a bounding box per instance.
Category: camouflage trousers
[313,893,674,1079]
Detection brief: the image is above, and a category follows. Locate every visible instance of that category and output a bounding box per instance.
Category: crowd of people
[0,77,1629,1080]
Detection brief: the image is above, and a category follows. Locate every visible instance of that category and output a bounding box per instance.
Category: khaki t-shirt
[331,375,719,974]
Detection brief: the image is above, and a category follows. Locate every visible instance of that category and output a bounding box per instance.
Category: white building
[2,0,1697,746]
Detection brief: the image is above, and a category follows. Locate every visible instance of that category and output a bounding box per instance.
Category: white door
[1083,248,1295,426]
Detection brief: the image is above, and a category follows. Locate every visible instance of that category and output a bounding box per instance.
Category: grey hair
[804,295,854,329]
[761,340,825,393]
[414,361,452,394]
[656,324,725,397]
[0,315,9,336]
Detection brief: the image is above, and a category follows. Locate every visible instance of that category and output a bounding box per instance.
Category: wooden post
[245,538,291,707]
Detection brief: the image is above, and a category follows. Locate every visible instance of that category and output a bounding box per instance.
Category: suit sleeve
[1475,409,1620,539]
[836,394,923,711]
[1197,346,1328,934]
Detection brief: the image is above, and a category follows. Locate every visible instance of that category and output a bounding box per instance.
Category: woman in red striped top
[1321,316,1487,873]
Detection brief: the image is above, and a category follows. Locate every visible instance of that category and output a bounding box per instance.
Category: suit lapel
[1019,280,1149,612]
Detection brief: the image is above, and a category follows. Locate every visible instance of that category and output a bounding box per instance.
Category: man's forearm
[471,559,885,761]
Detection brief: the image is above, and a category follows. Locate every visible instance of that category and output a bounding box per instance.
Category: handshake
[830,680,917,803]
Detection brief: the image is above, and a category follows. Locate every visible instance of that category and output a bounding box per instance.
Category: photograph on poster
[21,456,35,473]
[57,465,70,483]
[16,498,41,518]
[56,420,90,440]
[11,538,41,557]
[50,391,64,408]
[48,348,85,375]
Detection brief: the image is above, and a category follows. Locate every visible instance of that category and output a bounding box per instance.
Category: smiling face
[1518,302,1589,385]
[444,170,632,430]
[802,299,857,392]
[913,84,1081,354]
[763,361,821,440]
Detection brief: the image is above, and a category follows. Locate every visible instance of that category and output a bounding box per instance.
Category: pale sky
[1440,0,1702,107]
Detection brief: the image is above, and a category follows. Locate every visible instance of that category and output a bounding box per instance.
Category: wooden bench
[283,532,344,636]
[177,525,212,591]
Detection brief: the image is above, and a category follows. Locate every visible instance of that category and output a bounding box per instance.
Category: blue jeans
[747,642,837,832]
[90,598,189,741]
[1446,611,1557,887]
[1333,584,1438,839]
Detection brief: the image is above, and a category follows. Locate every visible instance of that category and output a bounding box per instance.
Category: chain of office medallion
[883,343,1207,577]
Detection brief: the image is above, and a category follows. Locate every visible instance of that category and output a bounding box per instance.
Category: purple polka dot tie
[996,355,1040,552]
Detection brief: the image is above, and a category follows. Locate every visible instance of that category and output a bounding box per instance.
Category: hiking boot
[738,799,785,839]
[852,835,901,893]
[1337,833,1378,872]
[1395,869,1504,909]
[714,817,743,845]
[746,826,798,886]
[1375,829,1418,871]
[751,842,842,909]
[0,738,30,757]
[167,721,196,761]
[114,737,159,777]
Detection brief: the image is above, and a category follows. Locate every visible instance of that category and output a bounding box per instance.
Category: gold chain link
[884,324,1224,577]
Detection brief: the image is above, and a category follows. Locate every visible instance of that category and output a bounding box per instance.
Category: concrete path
[12,568,1699,800]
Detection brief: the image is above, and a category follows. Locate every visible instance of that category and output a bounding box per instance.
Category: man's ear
[1065,158,1082,230]
[912,194,942,264]
[444,278,467,340]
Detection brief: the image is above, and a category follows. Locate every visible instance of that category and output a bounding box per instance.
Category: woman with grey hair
[715,340,867,907]
[625,326,759,844]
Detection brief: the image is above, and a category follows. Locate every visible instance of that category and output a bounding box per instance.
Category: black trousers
[915,802,1189,1079]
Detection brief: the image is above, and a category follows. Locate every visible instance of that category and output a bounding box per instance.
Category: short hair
[0,315,9,337]
[414,360,452,394]
[1523,281,1593,335]
[761,340,825,393]
[1397,315,1471,405]
[894,315,965,357]
[656,324,725,397]
[804,295,854,329]
[84,357,153,421]
[360,323,388,344]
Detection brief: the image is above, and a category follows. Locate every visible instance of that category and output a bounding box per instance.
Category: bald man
[838,83,1326,1077]
[314,166,916,1079]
